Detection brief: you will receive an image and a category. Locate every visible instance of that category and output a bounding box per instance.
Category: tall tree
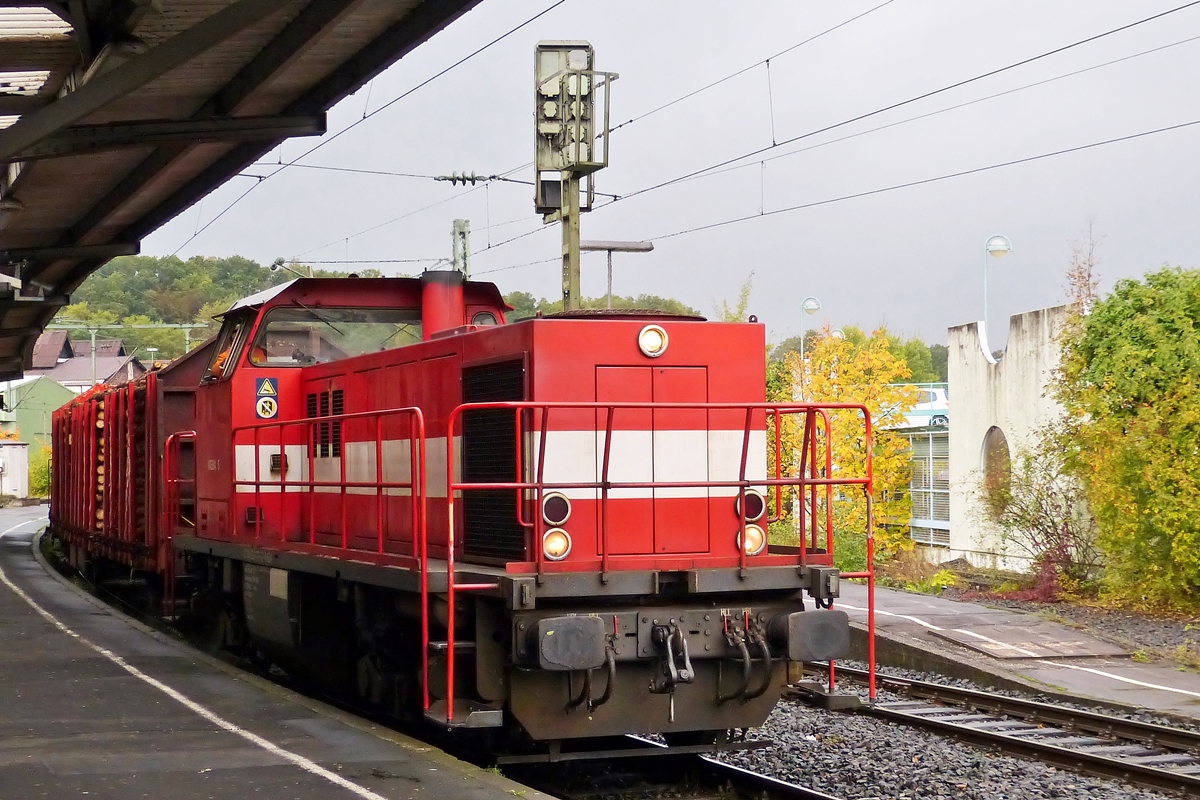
[772,328,917,560]
[1058,266,1200,609]
[713,272,754,322]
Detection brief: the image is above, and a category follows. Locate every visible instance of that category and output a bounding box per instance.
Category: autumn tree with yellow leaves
[768,328,918,566]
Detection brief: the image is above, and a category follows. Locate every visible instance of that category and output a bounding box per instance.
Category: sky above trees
[138,1,1200,349]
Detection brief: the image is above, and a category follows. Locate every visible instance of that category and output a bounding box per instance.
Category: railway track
[503,736,845,800]
[819,666,1200,795]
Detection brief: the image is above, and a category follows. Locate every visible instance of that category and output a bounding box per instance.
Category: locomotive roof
[226,275,510,314]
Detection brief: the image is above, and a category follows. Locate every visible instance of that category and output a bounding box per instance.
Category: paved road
[840,581,1200,718]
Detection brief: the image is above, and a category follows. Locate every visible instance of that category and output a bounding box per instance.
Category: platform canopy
[0,0,481,379]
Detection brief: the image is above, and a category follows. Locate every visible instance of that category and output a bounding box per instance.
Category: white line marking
[0,558,389,800]
[0,516,47,538]
[836,602,944,631]
[837,601,1200,699]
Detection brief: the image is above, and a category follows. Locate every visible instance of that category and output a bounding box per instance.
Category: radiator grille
[462,360,525,561]
[307,389,343,458]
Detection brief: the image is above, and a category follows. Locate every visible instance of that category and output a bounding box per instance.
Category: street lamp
[580,240,655,309]
[798,296,822,362]
[983,234,1012,344]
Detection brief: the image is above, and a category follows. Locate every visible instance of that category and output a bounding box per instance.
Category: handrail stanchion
[864,410,876,701]
[445,425,457,722]
[376,416,384,554]
[420,414,432,713]
[535,407,550,576]
[514,409,532,530]
[600,407,614,582]
[820,409,834,554]
[340,419,348,549]
[738,407,753,574]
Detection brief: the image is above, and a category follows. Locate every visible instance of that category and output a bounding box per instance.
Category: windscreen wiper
[292,300,344,335]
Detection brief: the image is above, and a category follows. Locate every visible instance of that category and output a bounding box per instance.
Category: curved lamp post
[799,295,822,363]
[983,235,1012,342]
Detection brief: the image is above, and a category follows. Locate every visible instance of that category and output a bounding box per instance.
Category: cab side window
[203,317,248,382]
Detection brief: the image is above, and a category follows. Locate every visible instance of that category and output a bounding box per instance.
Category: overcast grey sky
[143,0,1200,347]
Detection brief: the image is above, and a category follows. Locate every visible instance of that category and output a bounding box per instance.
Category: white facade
[0,441,29,498]
[947,306,1068,570]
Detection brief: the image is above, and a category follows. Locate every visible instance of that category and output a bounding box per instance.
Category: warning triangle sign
[257,378,277,396]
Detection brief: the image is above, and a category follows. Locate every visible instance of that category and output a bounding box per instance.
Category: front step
[789,680,865,711]
[424,698,503,728]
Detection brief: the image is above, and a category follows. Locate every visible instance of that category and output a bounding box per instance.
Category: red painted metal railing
[163,430,196,613]
[229,407,426,555]
[433,401,878,723]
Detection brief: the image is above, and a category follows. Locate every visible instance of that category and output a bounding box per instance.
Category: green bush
[29,445,50,498]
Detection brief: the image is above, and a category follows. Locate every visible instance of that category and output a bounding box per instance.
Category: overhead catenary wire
[168,0,570,255]
[178,0,884,260]
[467,0,1200,264]
[648,117,1200,241]
[635,30,1200,190]
[474,117,1200,275]
[605,0,1200,206]
[606,0,897,136]
[288,159,533,260]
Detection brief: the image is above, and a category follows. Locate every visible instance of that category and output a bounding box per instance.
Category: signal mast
[533,42,616,310]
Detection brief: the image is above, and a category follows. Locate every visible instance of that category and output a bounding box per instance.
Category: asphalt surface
[0,506,547,800]
[839,581,1200,718]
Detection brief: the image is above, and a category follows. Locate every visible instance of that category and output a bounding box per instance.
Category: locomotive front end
[447,312,856,741]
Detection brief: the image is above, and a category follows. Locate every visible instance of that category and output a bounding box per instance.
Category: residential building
[0,376,75,445]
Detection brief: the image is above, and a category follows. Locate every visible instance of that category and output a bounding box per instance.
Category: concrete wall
[947,306,1068,570]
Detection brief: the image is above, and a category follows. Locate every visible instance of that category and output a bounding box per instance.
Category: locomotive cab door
[192,312,252,541]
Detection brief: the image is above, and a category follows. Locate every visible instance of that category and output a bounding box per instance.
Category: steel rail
[827,666,1200,794]
[504,735,845,800]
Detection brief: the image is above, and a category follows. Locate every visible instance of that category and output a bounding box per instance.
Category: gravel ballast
[723,698,1169,800]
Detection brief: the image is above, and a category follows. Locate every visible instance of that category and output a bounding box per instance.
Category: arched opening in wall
[981,425,1011,520]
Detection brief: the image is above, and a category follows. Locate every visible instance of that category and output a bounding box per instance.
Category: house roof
[37,355,144,385]
[72,338,125,358]
[30,329,70,369]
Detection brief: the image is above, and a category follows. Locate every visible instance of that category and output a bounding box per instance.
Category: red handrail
[163,430,197,614]
[436,400,878,721]
[230,407,426,557]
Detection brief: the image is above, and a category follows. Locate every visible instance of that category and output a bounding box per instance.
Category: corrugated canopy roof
[0,0,482,379]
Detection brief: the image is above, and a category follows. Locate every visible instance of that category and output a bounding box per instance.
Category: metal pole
[183,328,191,353]
[606,249,613,309]
[90,329,97,386]
[561,174,581,310]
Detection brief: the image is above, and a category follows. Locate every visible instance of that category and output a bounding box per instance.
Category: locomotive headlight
[542,492,572,526]
[735,489,767,522]
[736,524,767,556]
[542,528,572,561]
[637,325,669,358]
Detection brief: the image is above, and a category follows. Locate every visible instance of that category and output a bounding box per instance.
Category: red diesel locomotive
[50,270,872,747]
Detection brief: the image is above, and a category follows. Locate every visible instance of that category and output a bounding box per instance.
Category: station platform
[839,582,1200,720]
[0,506,547,800]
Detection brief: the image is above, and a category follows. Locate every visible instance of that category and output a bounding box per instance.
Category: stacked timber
[95,398,105,531]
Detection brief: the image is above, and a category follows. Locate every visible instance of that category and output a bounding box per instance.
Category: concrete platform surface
[838,581,1200,720]
[0,507,548,800]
